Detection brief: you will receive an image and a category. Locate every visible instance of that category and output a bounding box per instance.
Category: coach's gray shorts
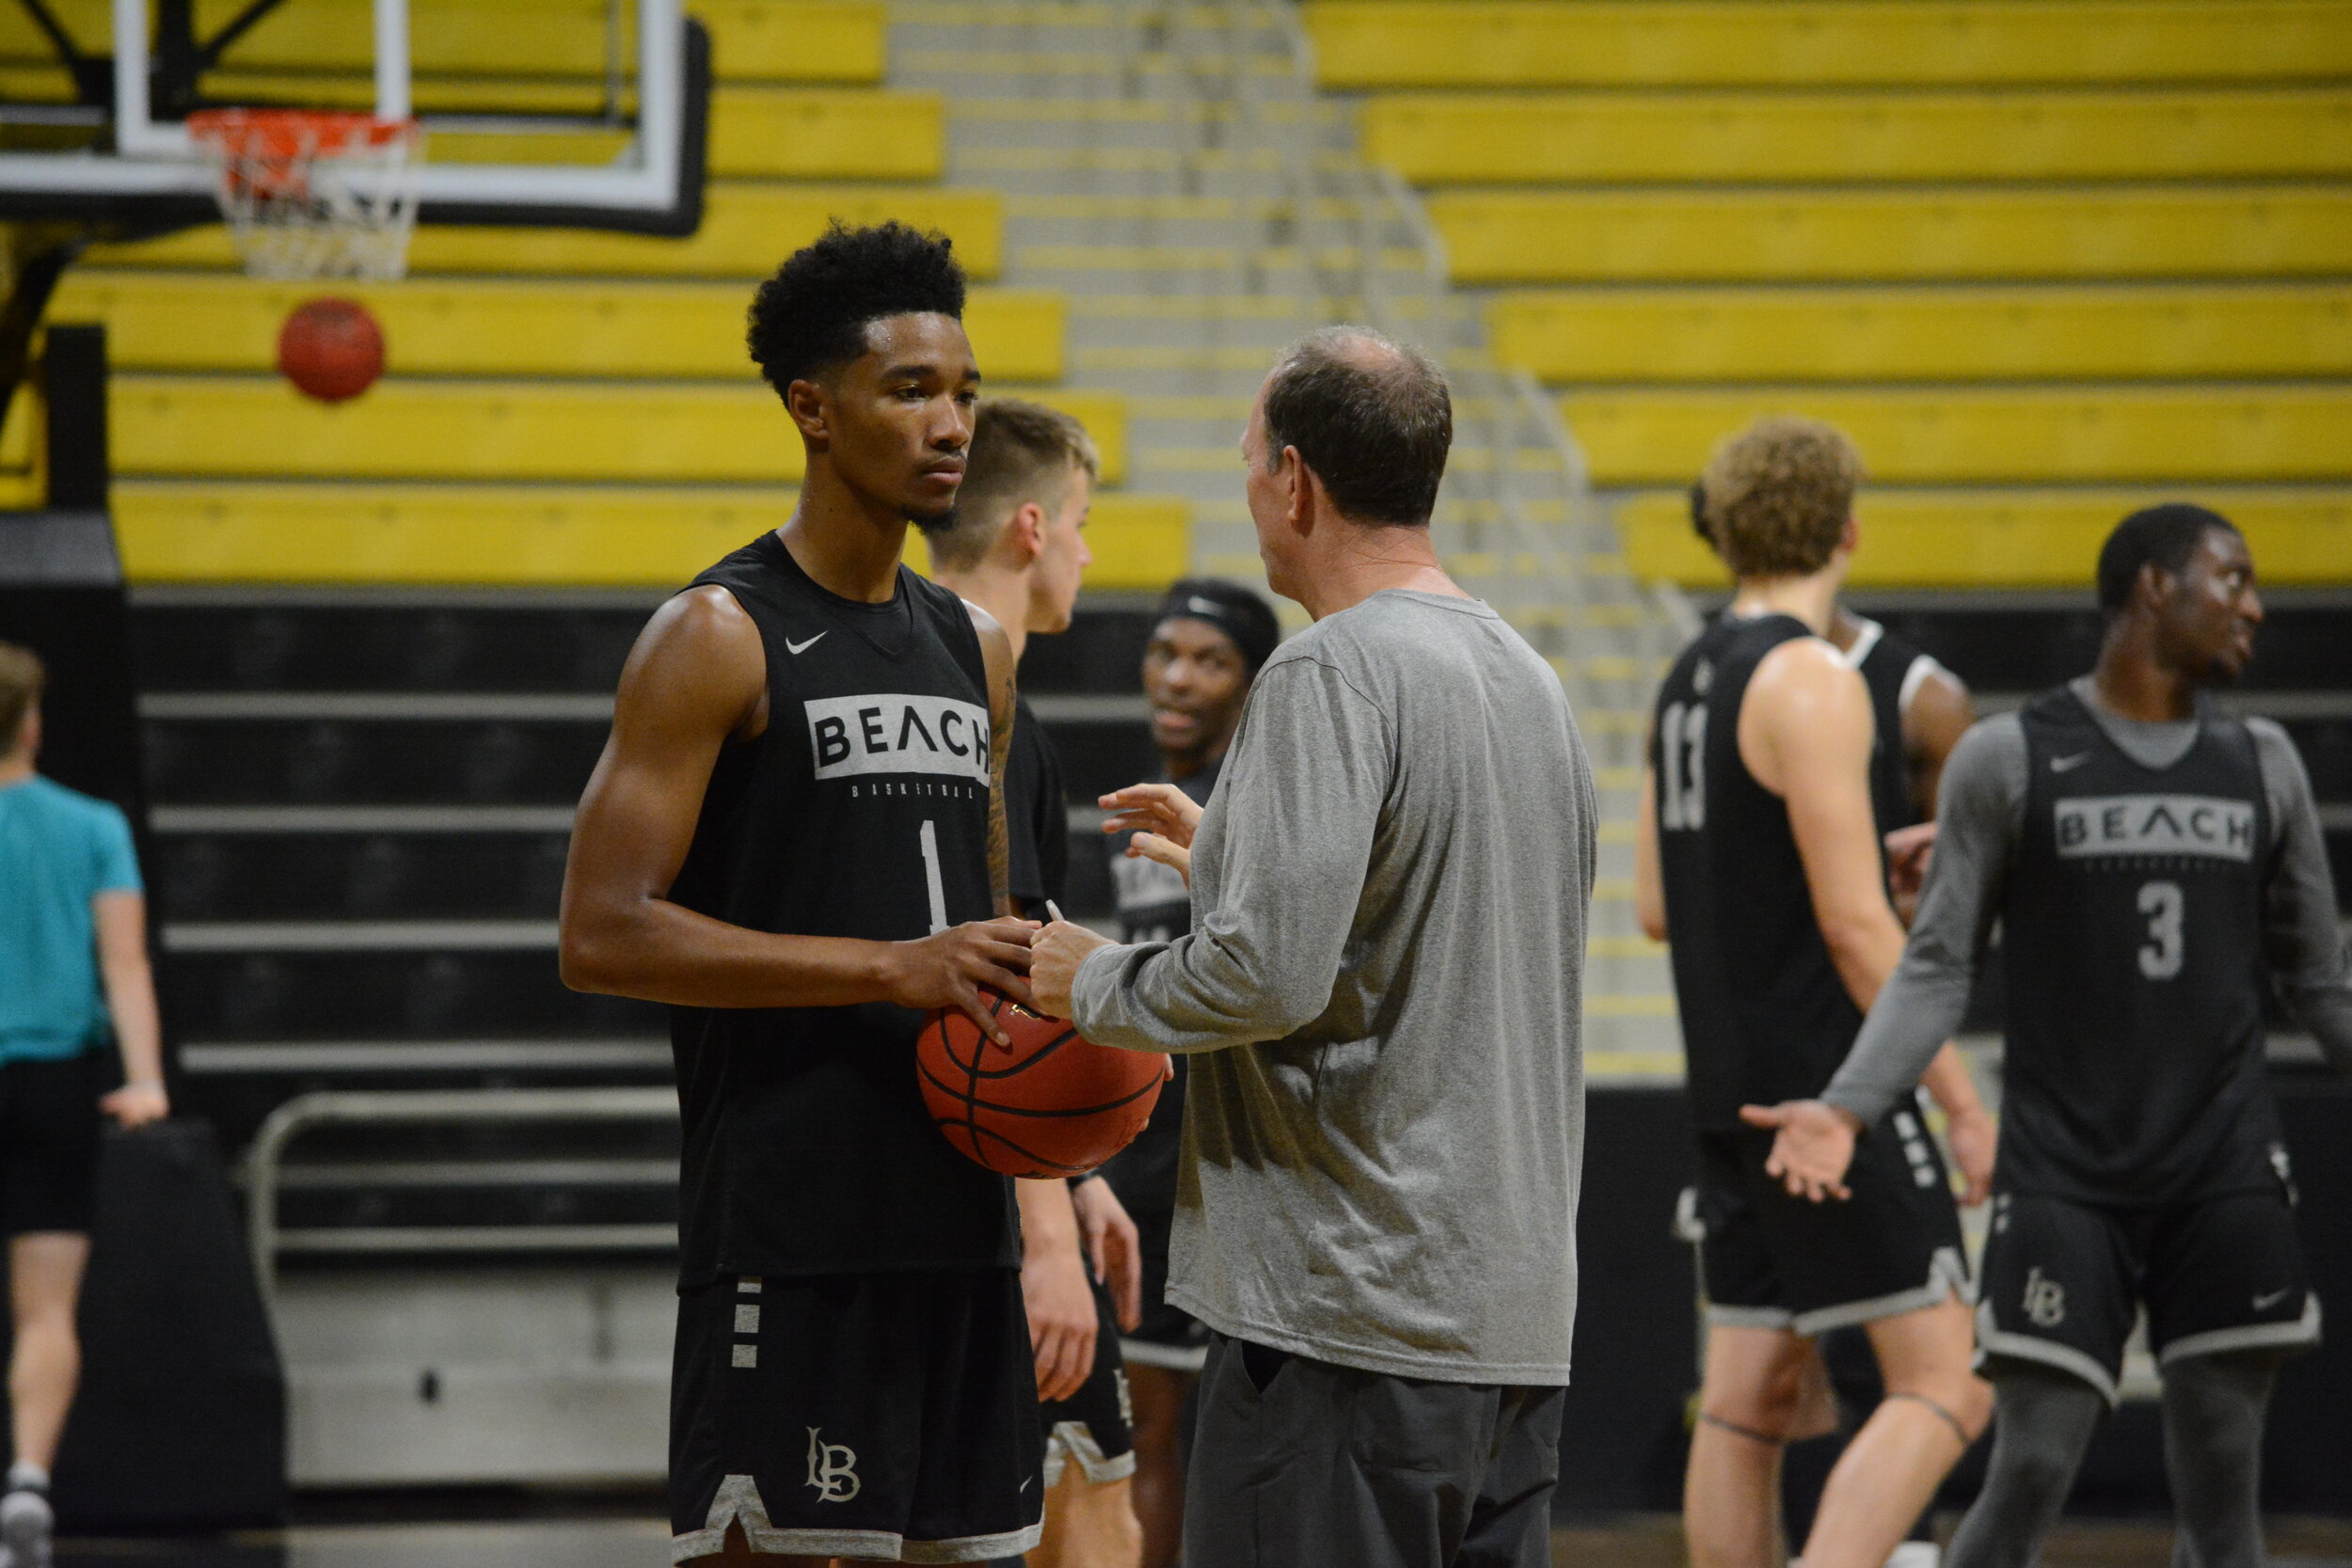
[1184,1334,1565,1568]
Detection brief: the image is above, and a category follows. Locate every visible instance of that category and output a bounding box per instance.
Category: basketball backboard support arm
[0,0,707,235]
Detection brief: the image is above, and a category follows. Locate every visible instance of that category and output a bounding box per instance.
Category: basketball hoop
[186,109,422,281]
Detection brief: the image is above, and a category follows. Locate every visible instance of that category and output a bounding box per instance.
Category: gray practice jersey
[1825,677,2352,1140]
[1071,590,1597,1385]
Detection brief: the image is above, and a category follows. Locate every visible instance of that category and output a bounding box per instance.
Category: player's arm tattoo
[967,601,1018,916]
[987,654,1015,914]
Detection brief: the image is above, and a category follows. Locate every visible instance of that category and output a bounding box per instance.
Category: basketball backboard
[0,0,708,237]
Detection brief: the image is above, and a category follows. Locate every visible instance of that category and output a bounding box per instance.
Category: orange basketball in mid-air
[917,990,1169,1178]
[277,296,385,403]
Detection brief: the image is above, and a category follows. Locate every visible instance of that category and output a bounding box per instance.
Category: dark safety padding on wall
[0,1122,286,1529]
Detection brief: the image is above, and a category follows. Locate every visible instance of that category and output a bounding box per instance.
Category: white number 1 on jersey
[918,819,948,936]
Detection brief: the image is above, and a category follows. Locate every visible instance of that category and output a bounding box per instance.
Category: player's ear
[1283,445,1312,531]
[1008,502,1047,565]
[785,376,831,445]
[1838,514,1860,557]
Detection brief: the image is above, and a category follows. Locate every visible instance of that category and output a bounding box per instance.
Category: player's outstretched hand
[1072,1175,1145,1332]
[885,918,1038,1045]
[1740,1100,1861,1202]
[1030,919,1116,1020]
[1945,1103,1997,1208]
[101,1081,169,1129]
[1883,820,1940,925]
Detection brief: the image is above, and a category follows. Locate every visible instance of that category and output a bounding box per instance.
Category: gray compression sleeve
[1820,717,2026,1125]
[1947,1366,2106,1568]
[2249,719,2352,1075]
[2161,1352,2280,1568]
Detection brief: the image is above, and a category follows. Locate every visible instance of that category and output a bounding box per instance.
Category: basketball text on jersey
[2054,794,2256,862]
[804,694,993,784]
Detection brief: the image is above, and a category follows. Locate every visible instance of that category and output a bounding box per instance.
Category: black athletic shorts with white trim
[1120,1205,1212,1372]
[1040,1274,1136,1487]
[1975,1174,2321,1406]
[1688,1099,1968,1337]
[0,1053,103,1237]
[669,1268,1043,1564]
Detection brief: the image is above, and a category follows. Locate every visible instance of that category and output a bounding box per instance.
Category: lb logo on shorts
[2023,1266,2067,1328]
[804,1427,861,1502]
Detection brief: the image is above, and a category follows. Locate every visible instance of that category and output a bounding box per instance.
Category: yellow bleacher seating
[0,1,887,84]
[1306,1,2352,89]
[1361,88,2352,185]
[1431,186,2352,285]
[110,376,1127,485]
[1562,386,2352,487]
[55,272,1065,383]
[1491,285,2352,384]
[1621,487,2352,588]
[87,184,1006,281]
[710,87,944,181]
[111,481,1189,589]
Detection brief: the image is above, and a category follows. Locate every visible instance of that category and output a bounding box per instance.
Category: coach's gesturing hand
[1740,1099,1863,1202]
[884,918,1039,1044]
[1102,782,1205,886]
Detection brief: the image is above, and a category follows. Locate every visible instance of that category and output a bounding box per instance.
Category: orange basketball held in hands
[917,990,1169,1178]
[277,295,386,403]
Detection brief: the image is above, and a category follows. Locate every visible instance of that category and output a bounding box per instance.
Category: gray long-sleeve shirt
[1825,676,2352,1126]
[1071,590,1597,1384]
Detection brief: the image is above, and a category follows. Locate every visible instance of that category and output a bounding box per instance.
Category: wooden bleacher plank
[111,482,1189,589]
[1363,88,2352,184]
[1432,185,2352,285]
[1562,385,2352,486]
[1620,485,2352,587]
[1493,284,2352,383]
[110,375,1126,485]
[1304,0,2352,88]
[55,272,1063,383]
[85,184,1006,281]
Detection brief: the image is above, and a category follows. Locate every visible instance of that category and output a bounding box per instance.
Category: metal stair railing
[241,1085,679,1300]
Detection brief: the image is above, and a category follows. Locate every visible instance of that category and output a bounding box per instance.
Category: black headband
[1154,580,1281,674]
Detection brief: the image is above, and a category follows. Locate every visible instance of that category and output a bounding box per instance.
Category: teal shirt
[0,775,144,1063]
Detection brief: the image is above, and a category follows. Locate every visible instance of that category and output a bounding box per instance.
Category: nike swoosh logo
[2253,1288,2294,1310]
[786,632,826,655]
[2051,752,2093,772]
[1019,1476,1033,1493]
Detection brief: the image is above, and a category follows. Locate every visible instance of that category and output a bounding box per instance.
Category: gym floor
[49,1515,2352,1565]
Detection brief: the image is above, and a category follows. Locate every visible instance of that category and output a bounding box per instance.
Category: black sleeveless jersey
[1847,616,1932,836]
[667,532,1016,1283]
[1999,686,2280,1203]
[1005,693,1067,923]
[1654,614,1867,1129]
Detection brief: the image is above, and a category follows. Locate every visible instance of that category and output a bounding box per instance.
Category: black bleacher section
[135,594,1161,1219]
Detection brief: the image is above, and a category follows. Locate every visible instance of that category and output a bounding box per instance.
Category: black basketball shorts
[0,1053,103,1238]
[1975,1176,2321,1405]
[1120,1205,1211,1372]
[1040,1274,1136,1487]
[670,1268,1044,1564]
[1686,1100,1969,1337]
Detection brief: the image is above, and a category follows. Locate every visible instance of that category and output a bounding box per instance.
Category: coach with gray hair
[1032,327,1597,1568]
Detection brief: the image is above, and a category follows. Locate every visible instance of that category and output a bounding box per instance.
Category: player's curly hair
[746,221,967,396]
[1699,416,1864,580]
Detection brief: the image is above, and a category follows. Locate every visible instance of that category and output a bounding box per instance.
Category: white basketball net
[187,110,423,281]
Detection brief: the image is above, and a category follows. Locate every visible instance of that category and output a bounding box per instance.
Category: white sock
[5,1462,46,1493]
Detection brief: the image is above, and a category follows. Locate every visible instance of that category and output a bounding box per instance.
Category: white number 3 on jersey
[2137,879,2184,980]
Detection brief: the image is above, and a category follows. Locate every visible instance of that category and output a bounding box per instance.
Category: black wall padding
[40,1122,286,1529]
[1554,1087,1700,1512]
